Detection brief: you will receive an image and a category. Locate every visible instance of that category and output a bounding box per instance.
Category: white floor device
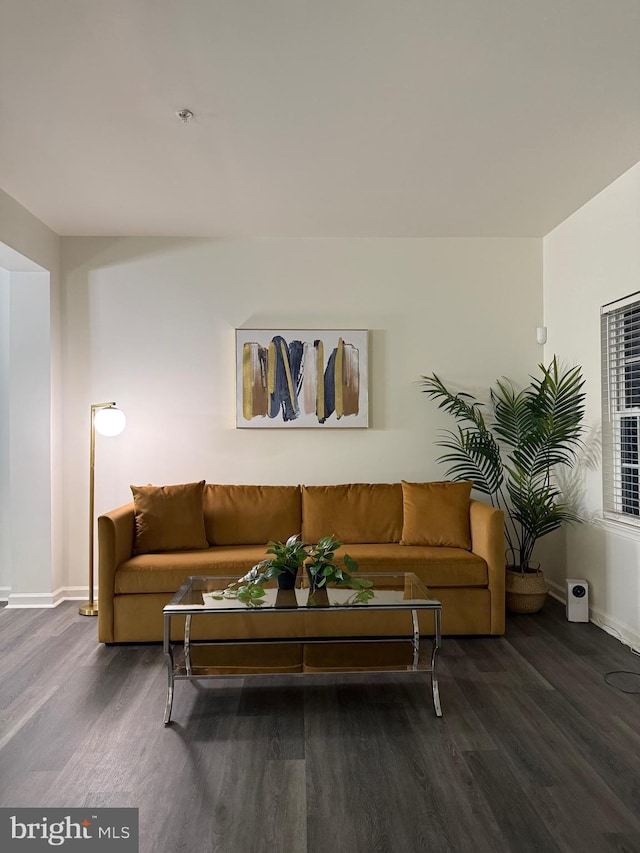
[566,579,589,622]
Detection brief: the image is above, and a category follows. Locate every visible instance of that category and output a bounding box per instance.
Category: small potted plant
[265,534,309,589]
[305,535,374,602]
[211,534,308,604]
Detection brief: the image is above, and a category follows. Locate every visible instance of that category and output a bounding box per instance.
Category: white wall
[543,161,640,650]
[61,236,542,593]
[8,272,53,601]
[0,268,9,596]
[0,190,62,604]
[0,189,60,273]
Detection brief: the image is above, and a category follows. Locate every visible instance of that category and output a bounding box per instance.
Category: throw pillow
[400,480,473,549]
[204,484,302,546]
[130,480,209,555]
[301,483,403,544]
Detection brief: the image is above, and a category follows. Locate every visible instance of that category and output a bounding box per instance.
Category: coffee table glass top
[166,573,440,613]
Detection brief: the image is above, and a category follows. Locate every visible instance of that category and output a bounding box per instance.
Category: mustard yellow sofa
[98,482,505,664]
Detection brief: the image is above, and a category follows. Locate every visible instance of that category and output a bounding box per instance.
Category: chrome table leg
[431,608,442,717]
[411,609,420,671]
[185,614,192,677]
[163,612,174,726]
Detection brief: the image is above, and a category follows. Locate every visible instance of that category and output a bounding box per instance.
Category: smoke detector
[176,109,194,124]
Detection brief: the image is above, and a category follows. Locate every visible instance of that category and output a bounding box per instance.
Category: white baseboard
[547,579,640,653]
[547,578,568,604]
[5,589,65,608]
[63,586,97,601]
[4,586,97,609]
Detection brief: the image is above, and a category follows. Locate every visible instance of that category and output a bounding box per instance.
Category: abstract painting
[236,329,368,428]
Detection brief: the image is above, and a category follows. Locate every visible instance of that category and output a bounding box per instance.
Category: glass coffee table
[162,572,442,725]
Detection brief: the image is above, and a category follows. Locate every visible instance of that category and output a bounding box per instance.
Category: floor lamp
[79,402,126,616]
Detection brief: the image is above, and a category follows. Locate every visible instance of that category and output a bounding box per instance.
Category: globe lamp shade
[94,405,126,437]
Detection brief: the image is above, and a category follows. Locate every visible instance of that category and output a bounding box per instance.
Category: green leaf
[343,553,359,573]
[353,588,374,603]
[420,374,488,431]
[436,426,503,495]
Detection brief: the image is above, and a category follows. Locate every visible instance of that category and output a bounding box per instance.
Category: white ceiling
[1,0,639,238]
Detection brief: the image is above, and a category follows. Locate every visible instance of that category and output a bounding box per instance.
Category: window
[602,293,640,521]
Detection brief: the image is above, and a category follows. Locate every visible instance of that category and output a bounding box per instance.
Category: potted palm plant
[420,356,585,613]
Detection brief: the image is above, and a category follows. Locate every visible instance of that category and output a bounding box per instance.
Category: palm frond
[504,359,585,480]
[436,427,503,495]
[491,379,533,450]
[420,374,488,432]
[525,356,586,461]
[505,474,581,565]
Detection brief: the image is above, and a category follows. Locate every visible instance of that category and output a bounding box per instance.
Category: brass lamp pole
[79,402,126,616]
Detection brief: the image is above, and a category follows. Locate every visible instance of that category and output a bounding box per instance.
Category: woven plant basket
[505,568,549,614]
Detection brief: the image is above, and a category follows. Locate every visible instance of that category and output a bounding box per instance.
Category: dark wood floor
[1,599,639,853]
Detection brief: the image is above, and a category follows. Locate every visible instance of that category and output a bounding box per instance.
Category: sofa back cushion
[400,480,473,549]
[301,483,403,544]
[204,484,302,546]
[130,480,209,555]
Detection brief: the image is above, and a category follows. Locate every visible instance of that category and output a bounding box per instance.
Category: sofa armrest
[98,502,135,642]
[469,499,505,634]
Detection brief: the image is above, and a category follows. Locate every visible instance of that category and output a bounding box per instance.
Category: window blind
[601,292,640,522]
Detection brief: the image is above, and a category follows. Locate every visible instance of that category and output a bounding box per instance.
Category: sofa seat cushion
[114,545,271,594]
[334,544,488,587]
